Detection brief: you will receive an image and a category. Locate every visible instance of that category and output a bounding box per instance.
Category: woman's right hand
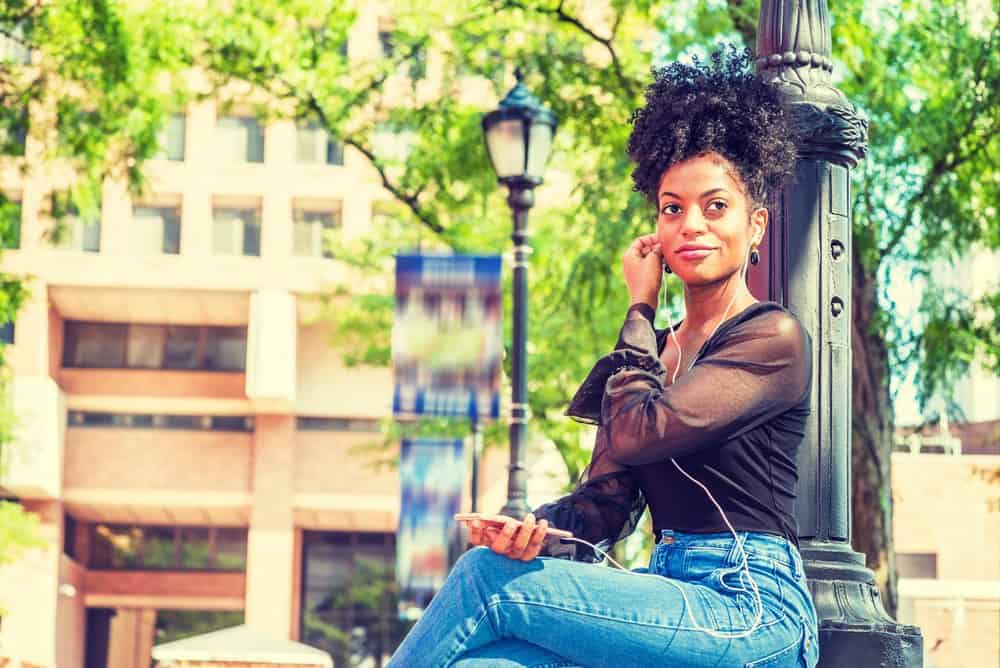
[623,233,663,307]
[467,513,549,561]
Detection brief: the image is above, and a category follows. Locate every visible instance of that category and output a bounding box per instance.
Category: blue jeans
[388,530,819,668]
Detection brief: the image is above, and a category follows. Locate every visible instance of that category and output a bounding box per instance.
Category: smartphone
[454,513,574,539]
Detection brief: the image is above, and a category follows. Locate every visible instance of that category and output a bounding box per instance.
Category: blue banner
[392,253,502,420]
[396,437,465,619]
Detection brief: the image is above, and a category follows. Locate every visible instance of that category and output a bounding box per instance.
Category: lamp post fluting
[481,69,558,519]
[752,1,923,665]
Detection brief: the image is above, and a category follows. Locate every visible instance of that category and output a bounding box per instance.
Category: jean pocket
[744,621,814,668]
[707,566,783,629]
[681,546,730,577]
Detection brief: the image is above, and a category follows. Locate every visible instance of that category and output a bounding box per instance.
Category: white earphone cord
[559,243,763,639]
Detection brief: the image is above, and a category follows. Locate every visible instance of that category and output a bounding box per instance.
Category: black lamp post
[754,0,923,665]
[482,68,558,519]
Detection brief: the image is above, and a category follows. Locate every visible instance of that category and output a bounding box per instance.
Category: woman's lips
[676,248,715,261]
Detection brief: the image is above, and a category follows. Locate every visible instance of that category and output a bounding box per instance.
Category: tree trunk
[850,247,899,617]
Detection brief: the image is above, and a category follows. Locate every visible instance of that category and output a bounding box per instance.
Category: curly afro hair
[627,47,797,207]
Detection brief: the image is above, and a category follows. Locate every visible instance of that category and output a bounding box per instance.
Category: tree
[0,0,188,570]
[186,0,998,616]
[302,558,415,668]
[831,0,998,616]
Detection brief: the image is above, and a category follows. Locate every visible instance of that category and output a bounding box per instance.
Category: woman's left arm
[601,312,811,466]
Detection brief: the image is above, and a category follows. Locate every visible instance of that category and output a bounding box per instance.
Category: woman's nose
[679,209,709,235]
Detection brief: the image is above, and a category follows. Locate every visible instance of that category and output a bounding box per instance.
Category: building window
[300,531,413,666]
[408,45,427,80]
[63,321,127,367]
[51,193,101,252]
[64,513,78,559]
[63,321,247,371]
[293,203,341,258]
[296,120,344,166]
[89,524,248,571]
[1,198,19,249]
[67,411,255,432]
[212,205,261,256]
[0,21,31,65]
[132,205,181,254]
[0,321,13,345]
[204,326,248,371]
[155,113,186,161]
[155,610,245,646]
[216,115,264,163]
[377,23,395,59]
[0,105,28,156]
[897,552,938,579]
[296,416,380,432]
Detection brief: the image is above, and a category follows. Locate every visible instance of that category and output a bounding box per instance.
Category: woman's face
[656,152,766,287]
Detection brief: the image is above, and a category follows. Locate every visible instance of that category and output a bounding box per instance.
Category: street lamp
[482,68,558,519]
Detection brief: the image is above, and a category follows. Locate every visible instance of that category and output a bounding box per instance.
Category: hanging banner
[396,437,465,619]
[392,253,502,420]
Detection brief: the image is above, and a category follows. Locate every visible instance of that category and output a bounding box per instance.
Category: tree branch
[498,0,638,98]
[205,32,451,242]
[878,122,995,261]
[302,94,446,238]
[878,39,997,261]
[725,0,757,48]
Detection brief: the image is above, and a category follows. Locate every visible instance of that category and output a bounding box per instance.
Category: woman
[388,48,819,668]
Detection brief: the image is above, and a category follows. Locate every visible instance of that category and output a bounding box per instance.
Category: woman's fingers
[469,519,483,545]
[521,518,549,561]
[463,515,549,561]
[510,514,536,557]
[489,517,522,555]
[627,235,661,260]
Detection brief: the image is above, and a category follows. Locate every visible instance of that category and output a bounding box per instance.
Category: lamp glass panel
[525,121,553,181]
[485,118,525,178]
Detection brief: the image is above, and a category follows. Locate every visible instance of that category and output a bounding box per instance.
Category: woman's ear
[751,206,769,245]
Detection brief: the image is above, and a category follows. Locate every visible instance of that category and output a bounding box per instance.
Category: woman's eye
[660,204,681,215]
[707,200,728,212]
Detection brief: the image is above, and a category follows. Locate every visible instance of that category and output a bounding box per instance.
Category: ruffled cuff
[565,310,665,423]
[564,349,665,423]
[531,498,600,562]
[626,302,656,326]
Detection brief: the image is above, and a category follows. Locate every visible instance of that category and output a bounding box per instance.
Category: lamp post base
[802,542,923,667]
[499,498,532,521]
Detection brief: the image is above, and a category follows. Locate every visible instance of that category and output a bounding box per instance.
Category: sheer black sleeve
[596,308,810,465]
[531,425,645,562]
[563,303,663,425]
[530,306,650,562]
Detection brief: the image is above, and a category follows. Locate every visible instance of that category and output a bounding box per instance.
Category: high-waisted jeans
[387,530,820,668]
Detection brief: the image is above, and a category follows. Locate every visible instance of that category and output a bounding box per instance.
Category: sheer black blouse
[532,301,812,562]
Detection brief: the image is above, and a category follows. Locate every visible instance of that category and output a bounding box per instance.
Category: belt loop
[659,529,675,545]
[786,540,801,578]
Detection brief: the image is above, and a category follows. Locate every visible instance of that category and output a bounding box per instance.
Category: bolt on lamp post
[481,68,558,519]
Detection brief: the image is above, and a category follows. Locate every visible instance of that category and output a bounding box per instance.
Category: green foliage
[832,0,999,409]
[0,0,993,584]
[0,0,190,573]
[184,0,756,498]
[302,558,415,667]
[0,500,45,570]
[190,0,997,494]
[154,609,245,646]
